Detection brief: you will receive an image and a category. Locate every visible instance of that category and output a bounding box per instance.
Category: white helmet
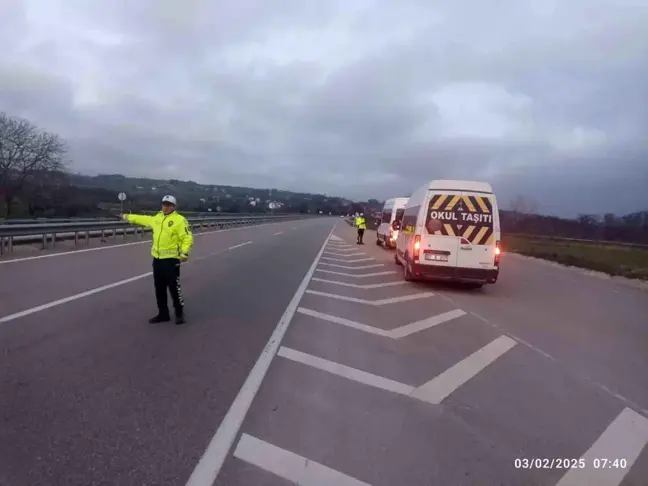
[161,195,177,206]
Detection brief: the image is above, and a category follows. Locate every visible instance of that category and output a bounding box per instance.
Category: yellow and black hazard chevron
[427,193,495,245]
[429,194,493,213]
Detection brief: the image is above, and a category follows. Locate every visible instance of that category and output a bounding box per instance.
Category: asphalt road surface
[1,218,647,486]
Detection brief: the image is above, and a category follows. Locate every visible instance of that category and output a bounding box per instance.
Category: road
[1,217,647,486]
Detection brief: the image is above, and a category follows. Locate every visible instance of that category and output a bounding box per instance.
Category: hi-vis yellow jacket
[125,211,194,259]
[355,216,367,229]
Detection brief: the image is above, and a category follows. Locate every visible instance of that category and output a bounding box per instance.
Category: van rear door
[419,190,462,268]
[455,191,496,269]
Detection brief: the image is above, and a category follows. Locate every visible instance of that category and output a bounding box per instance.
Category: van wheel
[464,283,483,290]
[376,237,381,246]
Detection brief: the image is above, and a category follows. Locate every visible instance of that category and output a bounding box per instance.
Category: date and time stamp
[514,457,629,470]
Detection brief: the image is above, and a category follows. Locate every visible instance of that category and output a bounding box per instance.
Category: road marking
[228,241,252,250]
[273,231,283,236]
[319,262,384,270]
[329,235,344,242]
[315,269,397,277]
[305,289,435,305]
[411,336,517,404]
[233,434,370,486]
[324,251,365,257]
[311,278,406,289]
[555,407,648,486]
[0,273,153,325]
[0,219,295,265]
[320,257,375,263]
[297,307,466,338]
[185,223,336,486]
[324,246,357,252]
[278,347,414,395]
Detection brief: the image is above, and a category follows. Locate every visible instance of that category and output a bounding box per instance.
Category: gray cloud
[1,0,647,216]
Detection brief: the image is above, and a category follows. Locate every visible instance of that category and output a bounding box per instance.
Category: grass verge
[503,235,648,280]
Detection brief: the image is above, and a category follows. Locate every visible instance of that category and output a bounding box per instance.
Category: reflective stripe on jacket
[125,211,194,259]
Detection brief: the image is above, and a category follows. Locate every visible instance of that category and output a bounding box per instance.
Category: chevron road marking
[305,289,435,305]
[324,251,366,257]
[320,257,375,263]
[233,434,370,486]
[328,235,345,242]
[278,336,516,405]
[319,263,385,270]
[297,307,467,338]
[311,278,406,289]
[324,247,358,252]
[315,269,397,277]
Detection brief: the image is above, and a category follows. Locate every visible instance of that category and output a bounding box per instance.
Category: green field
[503,236,648,280]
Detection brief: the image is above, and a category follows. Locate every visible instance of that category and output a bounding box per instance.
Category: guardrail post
[52,233,56,248]
[75,231,79,245]
[42,234,46,250]
[85,230,90,244]
[8,236,12,253]
[0,236,4,255]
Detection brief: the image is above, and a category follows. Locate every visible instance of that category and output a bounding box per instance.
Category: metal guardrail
[0,212,289,225]
[0,214,310,255]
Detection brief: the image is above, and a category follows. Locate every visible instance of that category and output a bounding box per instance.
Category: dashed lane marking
[311,278,406,289]
[555,407,648,486]
[228,241,252,250]
[233,434,371,486]
[318,262,385,270]
[305,289,435,306]
[297,307,467,339]
[273,231,283,236]
[315,269,397,277]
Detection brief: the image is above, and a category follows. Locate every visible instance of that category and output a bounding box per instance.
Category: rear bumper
[411,262,499,283]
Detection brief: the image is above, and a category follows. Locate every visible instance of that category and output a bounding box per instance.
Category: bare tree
[0,112,68,216]
[509,195,539,225]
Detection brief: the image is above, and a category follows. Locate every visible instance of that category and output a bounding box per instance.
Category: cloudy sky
[1,0,646,216]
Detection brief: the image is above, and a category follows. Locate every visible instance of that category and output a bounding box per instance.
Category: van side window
[393,209,405,229]
[402,205,420,233]
[381,210,392,224]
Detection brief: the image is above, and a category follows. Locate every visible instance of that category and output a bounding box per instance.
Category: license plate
[425,254,448,262]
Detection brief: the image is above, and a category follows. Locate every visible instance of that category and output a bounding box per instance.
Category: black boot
[175,312,186,325]
[149,314,170,323]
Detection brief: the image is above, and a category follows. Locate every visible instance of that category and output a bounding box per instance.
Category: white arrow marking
[297,307,466,338]
[311,278,406,289]
[279,336,516,404]
[305,289,434,305]
[319,262,385,269]
[315,269,397,277]
[320,257,375,263]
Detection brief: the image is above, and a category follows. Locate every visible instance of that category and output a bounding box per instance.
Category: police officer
[122,195,194,325]
[355,212,367,244]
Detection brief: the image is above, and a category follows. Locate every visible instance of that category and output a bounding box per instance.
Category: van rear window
[381,210,392,223]
[394,208,404,222]
[425,193,495,245]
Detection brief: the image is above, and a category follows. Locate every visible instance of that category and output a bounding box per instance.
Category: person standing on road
[121,195,193,325]
[355,212,367,244]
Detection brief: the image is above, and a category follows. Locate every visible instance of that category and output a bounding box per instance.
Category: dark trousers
[357,228,365,243]
[152,258,184,318]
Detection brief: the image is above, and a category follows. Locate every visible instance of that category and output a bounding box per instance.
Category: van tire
[403,258,414,281]
[464,283,483,290]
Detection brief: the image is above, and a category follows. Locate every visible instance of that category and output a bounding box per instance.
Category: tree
[0,112,68,216]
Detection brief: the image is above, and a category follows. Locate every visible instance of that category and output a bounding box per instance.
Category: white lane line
[273,231,283,236]
[320,257,375,263]
[305,289,434,306]
[185,223,336,486]
[297,307,466,338]
[0,219,295,265]
[311,278,406,289]
[318,262,384,270]
[228,241,252,250]
[0,273,152,325]
[278,347,414,395]
[233,434,370,486]
[411,336,517,404]
[0,235,262,324]
[555,407,648,486]
[315,269,397,277]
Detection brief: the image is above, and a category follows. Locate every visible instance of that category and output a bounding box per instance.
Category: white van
[376,197,409,248]
[394,180,501,287]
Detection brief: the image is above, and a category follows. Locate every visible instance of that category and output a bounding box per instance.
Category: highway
[1,217,647,486]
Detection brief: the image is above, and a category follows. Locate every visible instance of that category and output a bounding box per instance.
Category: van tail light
[494,240,501,266]
[413,235,421,261]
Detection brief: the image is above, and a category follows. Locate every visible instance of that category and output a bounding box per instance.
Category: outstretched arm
[122,214,154,227]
